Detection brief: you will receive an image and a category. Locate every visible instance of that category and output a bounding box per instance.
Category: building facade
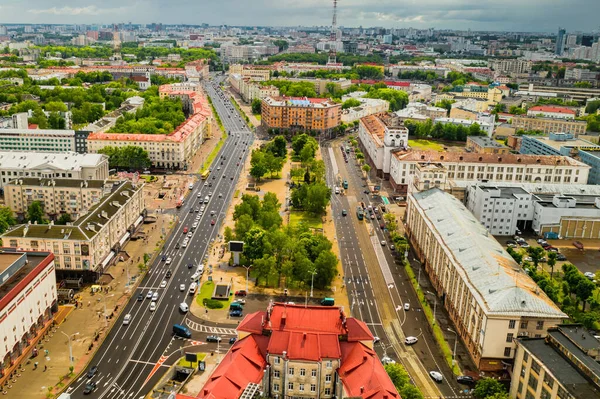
[488,59,533,75]
[527,106,576,120]
[358,113,409,178]
[511,115,587,136]
[261,97,341,134]
[0,152,109,189]
[466,136,510,154]
[2,181,145,281]
[406,189,566,371]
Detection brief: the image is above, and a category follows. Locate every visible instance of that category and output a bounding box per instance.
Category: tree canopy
[98,145,152,170]
[108,95,186,135]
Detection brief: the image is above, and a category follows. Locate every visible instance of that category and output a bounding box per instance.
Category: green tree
[27,201,45,224]
[44,101,68,112]
[400,385,424,399]
[509,106,526,115]
[267,135,287,158]
[384,363,410,391]
[0,206,16,234]
[507,247,523,264]
[304,181,331,215]
[48,112,66,129]
[56,213,73,225]
[251,98,262,115]
[547,252,557,279]
[526,247,545,269]
[250,149,268,181]
[342,98,362,110]
[97,145,151,170]
[473,378,507,399]
[362,164,371,177]
[365,88,408,111]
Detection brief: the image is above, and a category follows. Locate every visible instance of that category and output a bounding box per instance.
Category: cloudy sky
[0,0,598,32]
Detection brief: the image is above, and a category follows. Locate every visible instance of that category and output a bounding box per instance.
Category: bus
[356,206,364,221]
[201,170,210,180]
[176,196,185,208]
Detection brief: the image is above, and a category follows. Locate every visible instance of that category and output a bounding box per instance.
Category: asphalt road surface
[67,76,253,399]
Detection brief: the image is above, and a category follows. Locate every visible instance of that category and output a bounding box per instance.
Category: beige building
[358,113,409,178]
[511,325,600,399]
[229,74,280,103]
[228,64,271,81]
[4,178,111,220]
[488,59,533,75]
[261,96,341,133]
[406,189,567,371]
[466,136,510,154]
[2,181,145,281]
[512,115,588,136]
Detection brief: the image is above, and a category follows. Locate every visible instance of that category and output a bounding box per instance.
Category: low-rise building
[527,105,576,120]
[261,96,341,134]
[511,115,587,136]
[394,102,447,122]
[406,189,567,371]
[0,250,57,383]
[4,178,111,220]
[358,113,408,178]
[466,136,510,154]
[195,302,398,399]
[228,64,272,81]
[0,152,109,188]
[511,325,600,399]
[340,97,389,123]
[2,181,145,281]
[433,116,494,137]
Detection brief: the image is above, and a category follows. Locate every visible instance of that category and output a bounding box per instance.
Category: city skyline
[0,0,599,33]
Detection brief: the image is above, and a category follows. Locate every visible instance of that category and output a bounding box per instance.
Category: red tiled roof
[267,331,341,361]
[345,318,374,342]
[268,303,347,334]
[197,335,269,399]
[339,342,400,399]
[130,75,149,82]
[528,105,576,115]
[28,124,38,129]
[237,311,266,334]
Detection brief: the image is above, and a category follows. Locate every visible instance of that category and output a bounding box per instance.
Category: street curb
[52,214,180,399]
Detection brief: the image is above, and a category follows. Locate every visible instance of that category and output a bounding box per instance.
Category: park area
[408,139,465,152]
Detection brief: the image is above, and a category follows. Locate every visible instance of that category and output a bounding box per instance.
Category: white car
[146,290,153,299]
[373,336,380,344]
[182,241,188,248]
[180,284,186,292]
[160,280,167,289]
[429,371,443,383]
[189,282,197,295]
[192,222,198,229]
[404,303,410,311]
[405,336,418,345]
[149,301,157,311]
[179,303,189,313]
[152,292,159,301]
[123,314,132,325]
[165,257,172,265]
[197,192,202,198]
[191,271,201,280]
[187,232,193,239]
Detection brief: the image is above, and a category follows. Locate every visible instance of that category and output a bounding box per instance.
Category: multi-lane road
[67,76,252,399]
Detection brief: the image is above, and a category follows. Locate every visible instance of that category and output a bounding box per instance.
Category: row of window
[273,383,331,395]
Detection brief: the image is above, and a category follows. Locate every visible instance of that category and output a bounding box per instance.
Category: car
[218,193,223,198]
[187,232,193,239]
[149,301,157,311]
[222,175,226,178]
[175,243,180,249]
[204,182,208,187]
[404,303,410,311]
[524,256,533,262]
[146,290,153,299]
[456,375,476,385]
[189,282,197,294]
[390,244,396,251]
[179,302,189,312]
[235,290,247,297]
[208,192,213,196]
[189,207,194,213]
[405,336,418,345]
[536,238,545,244]
[520,242,530,248]
[380,240,386,246]
[429,371,443,383]
[557,254,567,261]
[217,166,221,170]
[547,246,559,252]
[195,208,199,213]
[161,255,167,261]
[363,190,370,194]
[160,280,167,289]
[229,337,237,344]
[341,209,347,216]
[237,162,239,166]
[230,309,243,317]
[86,366,98,379]
[232,298,246,305]
[152,292,159,301]
[83,381,97,395]
[123,314,132,325]
[376,214,382,220]
[166,257,172,265]
[165,270,172,278]
[231,176,234,180]
[380,222,385,229]
[180,284,186,292]
[373,336,381,344]
[206,335,222,343]
[137,293,144,301]
[211,219,215,225]
[188,263,195,270]
[183,227,188,234]
[585,272,595,280]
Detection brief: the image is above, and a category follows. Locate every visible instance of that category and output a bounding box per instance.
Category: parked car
[456,375,476,385]
[557,254,567,261]
[429,371,443,383]
[165,270,172,278]
[235,290,247,297]
[405,336,418,345]
[229,309,243,317]
[229,337,237,344]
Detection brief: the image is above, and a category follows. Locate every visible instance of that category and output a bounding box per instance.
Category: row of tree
[404,119,487,141]
[108,95,186,135]
[97,145,152,170]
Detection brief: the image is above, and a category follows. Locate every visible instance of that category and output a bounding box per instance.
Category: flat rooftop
[524,136,599,151]
[468,136,508,148]
[479,185,530,199]
[7,177,109,189]
[0,251,47,302]
[0,253,24,275]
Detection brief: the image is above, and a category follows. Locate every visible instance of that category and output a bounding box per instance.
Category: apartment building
[0,112,28,129]
[2,181,145,282]
[358,113,409,178]
[0,152,109,188]
[340,96,389,123]
[433,116,494,137]
[228,64,272,81]
[448,83,490,99]
[195,303,398,399]
[0,129,78,152]
[564,68,599,81]
[261,96,341,134]
[466,136,510,154]
[406,189,567,371]
[87,84,211,169]
[512,115,588,136]
[0,251,56,385]
[229,74,280,103]
[4,178,111,220]
[510,325,600,399]
[488,59,533,75]
[389,150,590,195]
[527,106,576,120]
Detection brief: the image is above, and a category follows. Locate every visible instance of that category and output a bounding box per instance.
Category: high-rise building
[555,28,566,55]
[566,34,578,47]
[582,35,594,46]
[0,25,7,35]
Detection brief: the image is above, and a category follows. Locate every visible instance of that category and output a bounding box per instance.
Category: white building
[394,102,447,122]
[340,98,389,123]
[358,113,408,178]
[0,112,28,129]
[406,189,566,371]
[0,152,109,188]
[0,251,57,377]
[526,106,576,120]
[434,116,494,137]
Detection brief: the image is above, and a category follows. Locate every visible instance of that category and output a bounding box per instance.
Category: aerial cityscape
[0,1,600,399]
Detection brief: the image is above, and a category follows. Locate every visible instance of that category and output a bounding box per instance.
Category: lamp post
[242,265,252,294]
[61,331,79,368]
[447,328,458,366]
[98,294,114,328]
[426,291,437,325]
[310,269,317,298]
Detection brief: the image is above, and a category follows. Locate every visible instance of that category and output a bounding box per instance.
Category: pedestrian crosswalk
[185,319,237,335]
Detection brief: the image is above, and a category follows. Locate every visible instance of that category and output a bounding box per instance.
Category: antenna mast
[328,0,338,65]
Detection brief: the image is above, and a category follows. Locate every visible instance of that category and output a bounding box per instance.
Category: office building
[389,150,590,195]
[0,152,109,188]
[488,59,533,75]
[0,129,77,152]
[2,181,145,281]
[466,136,510,154]
[406,189,567,371]
[358,113,409,178]
[261,97,341,134]
[511,115,587,136]
[4,178,111,220]
[556,28,566,56]
[0,250,57,385]
[511,325,600,399]
[228,64,272,81]
[193,303,398,399]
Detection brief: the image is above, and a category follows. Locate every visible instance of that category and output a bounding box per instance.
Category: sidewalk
[8,213,174,399]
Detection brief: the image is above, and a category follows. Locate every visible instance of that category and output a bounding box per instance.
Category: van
[229,302,243,311]
[179,303,189,313]
[204,196,209,204]
[334,186,340,194]
[173,324,192,338]
[188,184,193,190]
[320,298,335,306]
[189,282,197,295]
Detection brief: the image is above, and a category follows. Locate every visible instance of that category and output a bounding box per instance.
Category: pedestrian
[44,365,47,372]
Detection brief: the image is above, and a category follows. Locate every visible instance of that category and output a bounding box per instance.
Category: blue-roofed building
[519,133,600,184]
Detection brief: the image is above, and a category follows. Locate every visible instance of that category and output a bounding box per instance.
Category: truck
[176,196,184,208]
[356,206,364,221]
[173,324,192,339]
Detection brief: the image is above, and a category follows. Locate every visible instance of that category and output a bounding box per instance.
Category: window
[274,370,280,378]
[299,384,304,392]
[536,321,544,330]
[326,360,332,368]
[300,368,306,376]
[312,369,317,377]
[504,347,511,357]
[557,386,568,399]
[523,351,529,363]
[289,367,294,376]
[325,374,332,383]
[520,321,529,329]
[531,360,540,374]
[324,388,331,395]
[274,357,280,365]
[288,382,294,391]
[310,384,316,392]
[273,383,279,392]
[543,373,554,389]
[528,374,538,391]
[506,333,514,343]
[518,381,524,395]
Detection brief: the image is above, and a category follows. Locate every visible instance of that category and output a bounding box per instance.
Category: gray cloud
[1,0,598,32]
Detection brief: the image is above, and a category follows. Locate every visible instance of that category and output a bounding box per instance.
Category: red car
[235,290,247,297]
[210,220,215,226]
[183,226,188,234]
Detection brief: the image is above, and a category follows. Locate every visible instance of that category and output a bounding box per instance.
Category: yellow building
[466,136,510,154]
[261,96,341,133]
[512,115,588,136]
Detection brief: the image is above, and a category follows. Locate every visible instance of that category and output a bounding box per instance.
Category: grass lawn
[255,114,261,121]
[289,211,323,230]
[408,139,446,152]
[199,134,227,174]
[177,353,207,368]
[196,280,233,307]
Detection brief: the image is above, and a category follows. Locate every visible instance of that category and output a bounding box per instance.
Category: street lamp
[309,269,317,298]
[61,331,79,368]
[98,294,114,328]
[447,328,458,366]
[242,265,252,294]
[426,291,437,326]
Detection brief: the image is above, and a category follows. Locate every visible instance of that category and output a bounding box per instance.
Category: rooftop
[467,136,508,149]
[6,177,108,189]
[522,135,599,152]
[528,105,576,115]
[411,189,567,318]
[460,181,600,197]
[263,96,340,109]
[0,151,107,171]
